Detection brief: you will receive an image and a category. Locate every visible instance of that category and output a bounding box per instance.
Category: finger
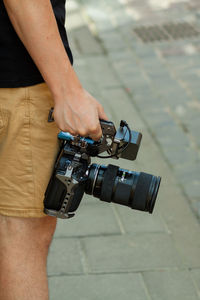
[54,109,77,135]
[58,122,77,135]
[89,122,102,141]
[97,105,109,121]
[74,117,88,137]
[63,128,77,136]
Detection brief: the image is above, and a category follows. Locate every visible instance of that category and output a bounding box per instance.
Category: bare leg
[0,215,57,300]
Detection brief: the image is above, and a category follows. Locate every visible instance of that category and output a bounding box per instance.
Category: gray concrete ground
[48,0,200,299]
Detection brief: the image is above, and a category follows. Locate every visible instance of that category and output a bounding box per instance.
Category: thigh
[0,83,60,218]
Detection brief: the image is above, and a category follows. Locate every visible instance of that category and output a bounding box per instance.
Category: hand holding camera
[44,119,161,219]
[53,81,108,141]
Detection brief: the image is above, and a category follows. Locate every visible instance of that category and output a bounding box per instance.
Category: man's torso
[0,0,73,88]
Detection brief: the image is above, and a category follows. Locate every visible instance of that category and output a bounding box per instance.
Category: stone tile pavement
[48,0,200,299]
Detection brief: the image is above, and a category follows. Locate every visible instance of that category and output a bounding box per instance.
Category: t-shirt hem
[0,46,73,88]
[0,76,45,88]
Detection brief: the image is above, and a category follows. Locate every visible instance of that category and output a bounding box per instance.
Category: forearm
[3,0,108,139]
[3,0,82,100]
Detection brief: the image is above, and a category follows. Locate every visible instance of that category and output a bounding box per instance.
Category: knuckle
[71,130,78,136]
[97,132,102,139]
[90,126,99,134]
[57,123,69,133]
[65,128,77,135]
[90,135,101,142]
[90,130,102,141]
[59,126,66,132]
[78,129,87,136]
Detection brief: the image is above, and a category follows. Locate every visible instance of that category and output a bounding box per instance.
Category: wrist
[51,65,83,104]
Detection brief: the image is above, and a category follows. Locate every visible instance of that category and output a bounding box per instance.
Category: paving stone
[188,121,200,140]
[119,24,142,45]
[85,6,112,22]
[184,181,200,198]
[174,162,200,184]
[191,269,200,297]
[161,146,195,167]
[60,2,200,300]
[49,273,149,300]
[115,204,168,234]
[143,270,200,300]
[67,0,80,13]
[156,86,188,105]
[163,55,196,67]
[144,67,171,78]
[190,198,200,218]
[133,93,167,114]
[151,77,180,92]
[110,9,134,27]
[154,126,190,148]
[81,233,182,273]
[110,59,139,74]
[70,26,104,55]
[136,139,172,173]
[183,108,200,124]
[94,20,115,32]
[83,5,115,32]
[84,56,120,88]
[120,74,151,93]
[108,47,137,61]
[66,10,86,32]
[158,185,200,268]
[139,107,172,125]
[67,34,80,57]
[47,238,83,276]
[98,30,126,51]
[141,61,169,75]
[110,61,143,83]
[100,87,146,129]
[54,202,121,238]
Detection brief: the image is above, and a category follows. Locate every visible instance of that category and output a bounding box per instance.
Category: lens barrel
[85,164,161,214]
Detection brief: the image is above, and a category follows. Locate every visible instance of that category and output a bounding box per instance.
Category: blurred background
[48,0,200,299]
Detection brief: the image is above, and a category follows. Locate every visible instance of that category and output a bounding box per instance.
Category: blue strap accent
[58,131,95,145]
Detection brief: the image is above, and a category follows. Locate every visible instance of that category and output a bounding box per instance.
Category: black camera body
[44,120,161,219]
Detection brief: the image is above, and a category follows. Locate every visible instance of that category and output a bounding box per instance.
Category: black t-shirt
[0,0,73,88]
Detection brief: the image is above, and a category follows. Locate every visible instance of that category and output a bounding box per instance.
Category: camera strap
[100,164,119,203]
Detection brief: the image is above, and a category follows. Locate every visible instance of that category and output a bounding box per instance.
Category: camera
[44,119,161,219]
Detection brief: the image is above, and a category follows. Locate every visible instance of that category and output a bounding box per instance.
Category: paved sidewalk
[48,0,200,299]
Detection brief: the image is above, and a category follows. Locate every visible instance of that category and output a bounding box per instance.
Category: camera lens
[85,164,161,214]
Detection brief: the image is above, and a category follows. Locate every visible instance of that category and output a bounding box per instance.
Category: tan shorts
[0,83,60,217]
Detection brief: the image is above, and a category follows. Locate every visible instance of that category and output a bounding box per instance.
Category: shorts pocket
[0,107,9,137]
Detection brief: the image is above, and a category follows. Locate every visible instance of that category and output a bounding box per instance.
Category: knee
[0,215,57,255]
[36,216,57,249]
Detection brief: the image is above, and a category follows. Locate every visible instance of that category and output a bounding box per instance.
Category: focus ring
[100,164,119,203]
[132,172,152,211]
